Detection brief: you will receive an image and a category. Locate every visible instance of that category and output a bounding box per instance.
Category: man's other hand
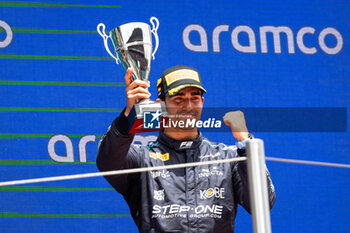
[223,111,249,141]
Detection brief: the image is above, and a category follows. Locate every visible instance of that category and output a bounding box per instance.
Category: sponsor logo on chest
[179,141,193,149]
[150,170,170,179]
[198,166,224,178]
[200,187,225,199]
[153,189,165,201]
[152,204,224,219]
[149,152,169,161]
[199,152,221,159]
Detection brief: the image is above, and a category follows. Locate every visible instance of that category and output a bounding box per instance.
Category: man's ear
[156,98,162,102]
[202,96,204,103]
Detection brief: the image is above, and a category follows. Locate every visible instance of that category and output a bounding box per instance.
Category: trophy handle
[150,17,159,60]
[97,23,119,64]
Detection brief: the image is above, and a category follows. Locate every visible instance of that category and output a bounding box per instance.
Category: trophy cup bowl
[97,17,167,134]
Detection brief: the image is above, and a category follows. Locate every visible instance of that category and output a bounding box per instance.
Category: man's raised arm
[96,68,151,193]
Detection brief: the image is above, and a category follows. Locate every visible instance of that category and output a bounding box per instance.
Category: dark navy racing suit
[96,111,276,233]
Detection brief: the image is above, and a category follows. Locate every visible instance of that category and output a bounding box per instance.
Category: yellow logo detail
[168,84,204,96]
[157,77,162,87]
[149,152,169,161]
[164,69,200,86]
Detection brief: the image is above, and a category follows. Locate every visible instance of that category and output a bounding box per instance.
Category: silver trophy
[97,17,167,133]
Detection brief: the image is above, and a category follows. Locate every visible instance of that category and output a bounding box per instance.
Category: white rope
[266,156,350,168]
[0,157,247,187]
[1,156,349,187]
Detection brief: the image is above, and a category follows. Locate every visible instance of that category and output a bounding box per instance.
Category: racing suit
[96,110,276,233]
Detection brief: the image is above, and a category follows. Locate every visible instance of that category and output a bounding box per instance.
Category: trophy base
[127,100,168,134]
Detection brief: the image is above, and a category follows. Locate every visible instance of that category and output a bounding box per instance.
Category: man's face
[164,87,204,129]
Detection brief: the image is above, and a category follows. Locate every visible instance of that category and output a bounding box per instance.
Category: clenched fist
[223,111,249,141]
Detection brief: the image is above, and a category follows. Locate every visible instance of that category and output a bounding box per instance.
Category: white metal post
[246,139,272,233]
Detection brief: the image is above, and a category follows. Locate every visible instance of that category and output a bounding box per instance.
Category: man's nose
[183,98,193,111]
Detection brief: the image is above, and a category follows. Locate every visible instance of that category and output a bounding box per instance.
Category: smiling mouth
[175,111,198,118]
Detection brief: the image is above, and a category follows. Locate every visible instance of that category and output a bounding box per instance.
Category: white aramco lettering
[48,135,74,162]
[0,20,13,48]
[231,25,257,53]
[212,25,229,52]
[182,24,208,52]
[48,134,157,163]
[296,27,317,54]
[318,27,343,55]
[183,24,343,55]
[78,135,96,163]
